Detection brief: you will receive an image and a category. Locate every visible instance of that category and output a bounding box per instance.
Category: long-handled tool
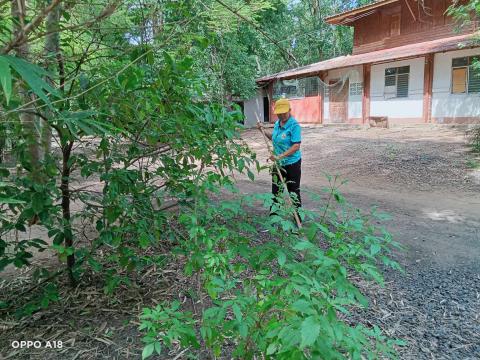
[256,121,302,229]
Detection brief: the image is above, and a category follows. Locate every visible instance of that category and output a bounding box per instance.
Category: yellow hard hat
[274,98,290,114]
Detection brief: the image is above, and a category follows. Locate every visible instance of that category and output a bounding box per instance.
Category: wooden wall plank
[351,1,473,55]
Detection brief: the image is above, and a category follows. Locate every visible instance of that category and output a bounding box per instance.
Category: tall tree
[11,0,41,179]
[42,0,63,157]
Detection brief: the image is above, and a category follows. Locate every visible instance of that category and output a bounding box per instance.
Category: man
[259,98,302,211]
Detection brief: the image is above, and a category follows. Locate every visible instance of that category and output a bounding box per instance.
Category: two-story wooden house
[248,0,480,126]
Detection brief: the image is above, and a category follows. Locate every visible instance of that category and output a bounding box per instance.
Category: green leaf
[238,159,245,172]
[0,57,12,104]
[266,343,277,355]
[232,303,242,322]
[88,257,103,272]
[300,316,320,349]
[247,169,255,181]
[142,343,155,359]
[5,55,61,108]
[294,240,314,251]
[139,233,150,249]
[277,250,286,267]
[32,193,44,213]
[306,223,317,241]
[370,243,381,256]
[0,197,25,204]
[239,322,248,338]
[291,300,315,315]
[154,341,162,354]
[361,264,384,285]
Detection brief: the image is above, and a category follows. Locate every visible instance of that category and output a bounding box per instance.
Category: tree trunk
[42,1,62,158]
[11,0,41,178]
[61,140,75,286]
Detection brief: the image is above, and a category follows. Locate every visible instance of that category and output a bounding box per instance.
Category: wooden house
[246,0,480,126]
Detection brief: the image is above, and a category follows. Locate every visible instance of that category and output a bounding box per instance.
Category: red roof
[256,34,478,84]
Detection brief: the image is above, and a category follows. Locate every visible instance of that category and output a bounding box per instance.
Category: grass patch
[466,159,480,169]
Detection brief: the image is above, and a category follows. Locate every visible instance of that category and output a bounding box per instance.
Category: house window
[451,56,480,94]
[305,77,320,97]
[390,14,401,36]
[349,82,363,96]
[273,79,303,99]
[384,66,409,98]
[273,77,321,99]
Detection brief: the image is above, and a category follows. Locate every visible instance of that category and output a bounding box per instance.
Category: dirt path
[240,126,480,359]
[242,126,480,266]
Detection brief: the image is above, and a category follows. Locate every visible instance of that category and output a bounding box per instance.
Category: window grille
[273,76,321,99]
[349,82,363,96]
[384,66,409,98]
[305,77,320,96]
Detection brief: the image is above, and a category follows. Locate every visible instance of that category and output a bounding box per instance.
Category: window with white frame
[384,66,409,98]
[349,82,363,96]
[451,56,480,94]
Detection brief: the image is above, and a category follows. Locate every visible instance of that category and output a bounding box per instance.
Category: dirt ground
[239,125,480,359]
[1,125,479,359]
[242,125,480,266]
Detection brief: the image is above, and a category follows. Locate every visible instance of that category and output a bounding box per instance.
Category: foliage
[139,301,199,359]
[138,180,403,359]
[447,0,480,32]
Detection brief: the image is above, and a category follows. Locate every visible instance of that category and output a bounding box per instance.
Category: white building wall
[323,66,363,122]
[370,57,424,122]
[432,47,480,121]
[243,92,264,128]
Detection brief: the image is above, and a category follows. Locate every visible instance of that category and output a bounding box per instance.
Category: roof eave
[325,0,399,25]
[255,34,478,84]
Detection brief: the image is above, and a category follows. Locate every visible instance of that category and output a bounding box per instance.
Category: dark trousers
[272,159,301,209]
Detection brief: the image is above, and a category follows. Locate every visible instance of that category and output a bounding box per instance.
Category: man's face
[278,111,290,122]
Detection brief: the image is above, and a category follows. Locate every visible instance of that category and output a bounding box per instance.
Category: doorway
[263,96,270,122]
[329,79,348,123]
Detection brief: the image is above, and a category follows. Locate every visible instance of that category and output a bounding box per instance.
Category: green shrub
[139,181,404,359]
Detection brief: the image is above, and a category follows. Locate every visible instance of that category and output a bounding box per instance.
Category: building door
[329,79,348,123]
[263,97,270,122]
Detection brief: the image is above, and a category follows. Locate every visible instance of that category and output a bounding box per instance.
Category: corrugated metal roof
[256,34,478,84]
[325,0,398,25]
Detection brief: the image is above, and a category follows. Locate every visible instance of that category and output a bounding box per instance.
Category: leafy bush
[138,180,403,359]
[0,50,257,312]
[139,301,199,359]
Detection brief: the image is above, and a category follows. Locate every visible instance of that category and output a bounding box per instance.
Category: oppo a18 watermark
[11,340,63,349]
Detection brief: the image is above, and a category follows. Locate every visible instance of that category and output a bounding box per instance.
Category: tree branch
[2,0,63,54]
[15,1,122,49]
[211,0,298,67]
